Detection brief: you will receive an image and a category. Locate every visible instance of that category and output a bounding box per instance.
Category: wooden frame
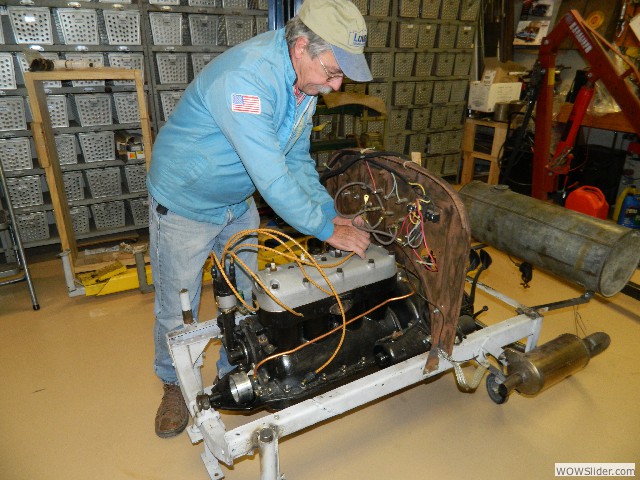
[24,68,153,275]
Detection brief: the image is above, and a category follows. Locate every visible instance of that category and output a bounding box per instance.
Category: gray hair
[285,16,332,58]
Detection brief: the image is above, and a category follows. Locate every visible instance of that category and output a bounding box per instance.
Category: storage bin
[351,0,368,15]
[78,131,116,163]
[156,53,189,84]
[6,175,43,208]
[368,82,390,103]
[393,82,415,106]
[366,20,390,48]
[70,206,90,235]
[0,97,27,131]
[440,0,462,20]
[434,52,455,77]
[456,25,476,49]
[55,134,78,165]
[189,14,218,46]
[449,79,469,102]
[424,155,444,175]
[65,53,105,87]
[417,23,437,48]
[386,134,407,154]
[91,201,125,230]
[398,0,420,17]
[16,53,62,89]
[54,9,99,45]
[432,81,452,104]
[85,167,122,198]
[149,13,183,45]
[394,52,415,77]
[71,94,113,127]
[124,164,147,193]
[429,106,448,129]
[437,24,457,48]
[442,153,461,176]
[389,109,409,132]
[408,133,427,153]
[453,53,473,76]
[0,137,33,171]
[160,90,184,120]
[191,53,219,77]
[107,53,145,86]
[103,10,141,45]
[369,0,391,17]
[112,93,140,124]
[16,211,49,243]
[414,52,434,77]
[410,107,430,130]
[224,16,253,46]
[368,53,392,78]
[414,81,434,105]
[0,53,17,90]
[127,198,149,227]
[397,23,418,48]
[8,7,54,45]
[62,171,85,201]
[460,0,482,21]
[421,0,440,19]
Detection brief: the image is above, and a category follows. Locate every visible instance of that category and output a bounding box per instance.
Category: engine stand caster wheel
[486,373,509,404]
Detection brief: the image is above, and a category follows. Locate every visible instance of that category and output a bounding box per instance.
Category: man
[148,0,372,438]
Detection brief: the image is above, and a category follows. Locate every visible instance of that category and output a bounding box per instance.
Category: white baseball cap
[298,0,373,82]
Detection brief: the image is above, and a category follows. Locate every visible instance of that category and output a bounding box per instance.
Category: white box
[468,81,522,113]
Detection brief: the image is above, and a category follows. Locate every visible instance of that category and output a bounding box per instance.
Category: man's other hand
[326,216,370,259]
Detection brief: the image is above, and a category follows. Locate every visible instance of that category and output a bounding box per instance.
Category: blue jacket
[147,29,336,241]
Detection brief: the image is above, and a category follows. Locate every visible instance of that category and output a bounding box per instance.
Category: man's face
[297,48,344,96]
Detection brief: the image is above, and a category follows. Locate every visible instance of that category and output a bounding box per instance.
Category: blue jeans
[149,195,259,385]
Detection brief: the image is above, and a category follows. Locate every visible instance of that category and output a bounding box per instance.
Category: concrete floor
[1,245,638,480]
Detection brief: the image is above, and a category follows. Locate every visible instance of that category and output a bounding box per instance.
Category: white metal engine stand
[168,282,543,480]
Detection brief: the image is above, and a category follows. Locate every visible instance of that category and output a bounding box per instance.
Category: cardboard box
[468,81,522,113]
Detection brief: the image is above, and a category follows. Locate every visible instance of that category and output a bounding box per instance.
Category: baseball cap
[298,0,373,82]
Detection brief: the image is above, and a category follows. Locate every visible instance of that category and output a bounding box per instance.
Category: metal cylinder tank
[458,182,640,297]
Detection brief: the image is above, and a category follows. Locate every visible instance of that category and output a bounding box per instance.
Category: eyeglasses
[318,56,344,83]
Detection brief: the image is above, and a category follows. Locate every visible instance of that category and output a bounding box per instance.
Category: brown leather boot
[155,384,189,438]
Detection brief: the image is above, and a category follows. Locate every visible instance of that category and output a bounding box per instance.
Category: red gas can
[565,186,609,219]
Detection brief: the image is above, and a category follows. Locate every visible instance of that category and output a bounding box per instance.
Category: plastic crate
[85,167,122,198]
[156,53,189,84]
[149,13,183,45]
[449,79,469,102]
[6,175,43,208]
[0,53,17,90]
[91,201,125,230]
[398,0,420,17]
[367,82,390,103]
[420,0,440,19]
[78,131,116,163]
[191,53,219,77]
[16,53,62,89]
[414,81,434,105]
[440,0,462,20]
[368,53,392,78]
[424,155,444,175]
[112,92,140,124]
[460,0,481,21]
[127,198,149,227]
[393,82,415,106]
[366,20,389,48]
[432,81,452,104]
[103,10,141,45]
[224,16,253,46]
[456,24,475,49]
[70,206,90,235]
[189,14,218,46]
[0,138,33,171]
[54,9,99,45]
[389,109,408,132]
[71,94,113,127]
[124,164,147,193]
[62,171,85,201]
[417,23,437,48]
[55,134,78,165]
[408,133,427,153]
[160,91,184,120]
[107,53,145,86]
[397,23,418,48]
[0,97,27,131]
[453,53,473,76]
[434,52,455,77]
[45,95,69,128]
[16,211,49,243]
[442,153,460,176]
[394,52,415,77]
[437,24,457,49]
[369,0,391,17]
[65,53,105,87]
[429,106,447,129]
[414,52,434,77]
[410,107,430,130]
[8,7,54,45]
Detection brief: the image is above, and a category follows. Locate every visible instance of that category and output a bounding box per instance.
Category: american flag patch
[231,93,261,114]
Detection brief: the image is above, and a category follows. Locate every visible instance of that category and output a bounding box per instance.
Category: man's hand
[325,216,370,259]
